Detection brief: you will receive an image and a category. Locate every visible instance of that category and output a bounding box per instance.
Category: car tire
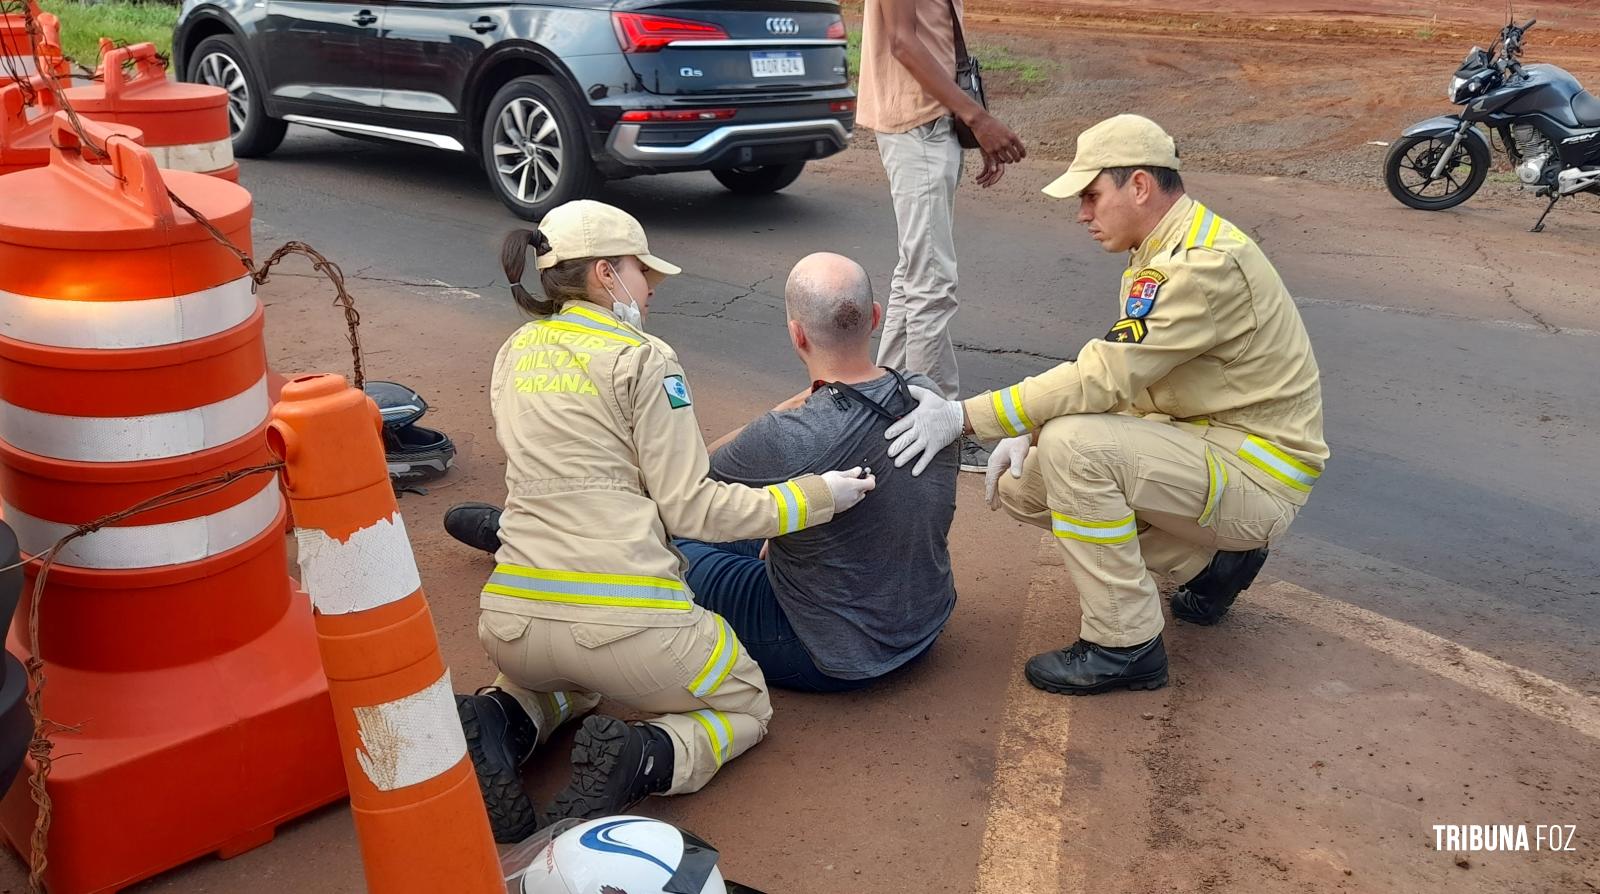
[711,162,806,195]
[186,34,286,158]
[481,75,600,220]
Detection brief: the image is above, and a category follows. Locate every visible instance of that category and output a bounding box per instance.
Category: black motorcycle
[1384,18,1600,232]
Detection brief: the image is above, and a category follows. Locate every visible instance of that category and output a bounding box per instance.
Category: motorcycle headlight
[1449,75,1468,102]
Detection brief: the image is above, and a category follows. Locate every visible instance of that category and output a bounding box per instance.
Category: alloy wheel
[1396,137,1474,201]
[197,51,249,135]
[492,97,563,206]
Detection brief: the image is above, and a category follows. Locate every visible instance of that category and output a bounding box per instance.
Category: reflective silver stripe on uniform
[551,691,570,723]
[147,138,235,174]
[0,374,269,462]
[995,386,1032,437]
[557,307,638,342]
[483,565,691,610]
[352,669,470,792]
[1237,436,1320,493]
[1197,449,1228,527]
[689,708,733,766]
[689,616,739,698]
[3,475,280,569]
[0,276,256,349]
[1050,511,1138,545]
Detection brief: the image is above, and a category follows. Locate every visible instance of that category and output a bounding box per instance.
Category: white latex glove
[820,467,877,514]
[883,385,965,476]
[984,435,1031,510]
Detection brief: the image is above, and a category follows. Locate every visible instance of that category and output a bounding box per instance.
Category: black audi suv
[172,0,857,218]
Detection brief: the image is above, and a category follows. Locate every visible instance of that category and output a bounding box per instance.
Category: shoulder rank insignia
[663,374,693,409]
[1124,267,1166,319]
[1105,318,1147,344]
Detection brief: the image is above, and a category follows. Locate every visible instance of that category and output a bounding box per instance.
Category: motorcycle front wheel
[1384,132,1490,211]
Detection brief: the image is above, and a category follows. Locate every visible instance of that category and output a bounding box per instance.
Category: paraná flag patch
[663,374,693,409]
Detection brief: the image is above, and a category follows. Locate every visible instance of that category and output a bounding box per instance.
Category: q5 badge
[663,374,693,409]
[1124,267,1167,319]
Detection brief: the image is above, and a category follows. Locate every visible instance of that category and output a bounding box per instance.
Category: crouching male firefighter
[883,114,1329,695]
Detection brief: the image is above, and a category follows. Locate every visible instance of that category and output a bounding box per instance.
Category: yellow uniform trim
[1050,511,1138,545]
[990,385,1034,438]
[690,709,733,766]
[688,616,740,698]
[483,564,691,611]
[766,480,809,535]
[1237,435,1320,492]
[538,319,642,347]
[1197,449,1228,527]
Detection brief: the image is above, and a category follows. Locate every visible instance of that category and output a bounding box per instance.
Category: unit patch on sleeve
[663,374,693,409]
[1105,318,1148,344]
[1124,267,1167,319]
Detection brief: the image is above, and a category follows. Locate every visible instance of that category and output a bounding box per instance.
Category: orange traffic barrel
[0,113,345,893]
[64,42,239,181]
[1,75,143,175]
[269,374,503,894]
[0,1,38,75]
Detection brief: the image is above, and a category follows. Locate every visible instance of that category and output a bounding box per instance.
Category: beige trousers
[876,116,964,399]
[998,414,1299,646]
[477,608,771,796]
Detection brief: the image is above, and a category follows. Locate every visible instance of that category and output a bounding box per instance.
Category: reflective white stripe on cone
[148,138,235,174]
[0,374,269,462]
[0,276,256,349]
[295,513,424,615]
[353,670,470,791]
[3,475,281,568]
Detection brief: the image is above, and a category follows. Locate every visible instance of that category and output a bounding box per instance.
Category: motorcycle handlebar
[1521,18,1537,31]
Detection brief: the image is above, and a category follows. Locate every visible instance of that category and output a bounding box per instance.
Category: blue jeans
[674,539,881,693]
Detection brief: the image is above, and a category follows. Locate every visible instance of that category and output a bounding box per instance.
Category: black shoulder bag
[947,0,987,150]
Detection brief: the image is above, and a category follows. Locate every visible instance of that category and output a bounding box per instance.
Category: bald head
[785,252,874,351]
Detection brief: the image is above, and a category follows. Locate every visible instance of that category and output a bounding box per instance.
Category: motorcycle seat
[1572,89,1600,127]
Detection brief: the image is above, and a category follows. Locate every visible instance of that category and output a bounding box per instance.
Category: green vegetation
[36,0,177,69]
[846,28,1054,88]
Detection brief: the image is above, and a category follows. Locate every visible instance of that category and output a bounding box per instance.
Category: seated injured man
[447,252,958,693]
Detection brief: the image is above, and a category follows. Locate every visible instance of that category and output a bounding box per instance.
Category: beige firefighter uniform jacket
[482,302,838,628]
[965,194,1329,504]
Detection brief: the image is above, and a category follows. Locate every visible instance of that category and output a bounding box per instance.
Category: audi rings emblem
[766,17,800,35]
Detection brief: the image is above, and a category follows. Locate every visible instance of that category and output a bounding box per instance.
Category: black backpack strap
[821,367,914,422]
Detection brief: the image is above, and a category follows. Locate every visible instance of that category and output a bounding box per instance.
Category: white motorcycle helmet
[519,816,727,894]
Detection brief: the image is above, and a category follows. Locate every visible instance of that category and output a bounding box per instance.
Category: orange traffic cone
[0,113,345,893]
[269,374,503,893]
[64,42,239,181]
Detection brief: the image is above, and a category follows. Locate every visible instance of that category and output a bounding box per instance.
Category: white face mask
[602,263,644,330]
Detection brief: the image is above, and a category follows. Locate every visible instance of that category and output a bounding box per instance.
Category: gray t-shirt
[709,371,958,679]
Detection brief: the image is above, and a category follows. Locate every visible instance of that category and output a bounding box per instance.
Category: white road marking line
[975,536,1084,894]
[1248,580,1600,742]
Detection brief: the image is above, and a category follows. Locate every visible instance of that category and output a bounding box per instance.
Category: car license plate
[751,51,805,78]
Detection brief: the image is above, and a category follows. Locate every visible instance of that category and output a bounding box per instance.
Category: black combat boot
[551,715,675,821]
[1169,546,1269,625]
[1025,636,1169,695]
[444,502,502,553]
[455,687,541,842]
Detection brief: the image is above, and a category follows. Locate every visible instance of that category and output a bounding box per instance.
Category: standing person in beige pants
[856,0,1027,470]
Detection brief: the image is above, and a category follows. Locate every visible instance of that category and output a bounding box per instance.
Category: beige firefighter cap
[534,199,682,277]
[1041,114,1182,199]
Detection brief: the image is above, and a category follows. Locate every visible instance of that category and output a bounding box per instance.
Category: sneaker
[1170,546,1269,625]
[1024,636,1169,695]
[444,502,502,553]
[455,688,541,842]
[550,715,675,821]
[958,436,992,473]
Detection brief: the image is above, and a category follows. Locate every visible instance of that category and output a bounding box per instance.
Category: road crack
[953,341,1074,364]
[656,274,778,320]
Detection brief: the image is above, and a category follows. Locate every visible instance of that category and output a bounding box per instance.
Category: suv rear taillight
[826,19,847,40]
[612,12,729,53]
[620,108,737,122]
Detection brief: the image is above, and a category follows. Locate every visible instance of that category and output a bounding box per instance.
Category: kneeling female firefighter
[457,200,877,842]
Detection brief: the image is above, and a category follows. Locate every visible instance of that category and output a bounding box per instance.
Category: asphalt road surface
[10,127,1594,892]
